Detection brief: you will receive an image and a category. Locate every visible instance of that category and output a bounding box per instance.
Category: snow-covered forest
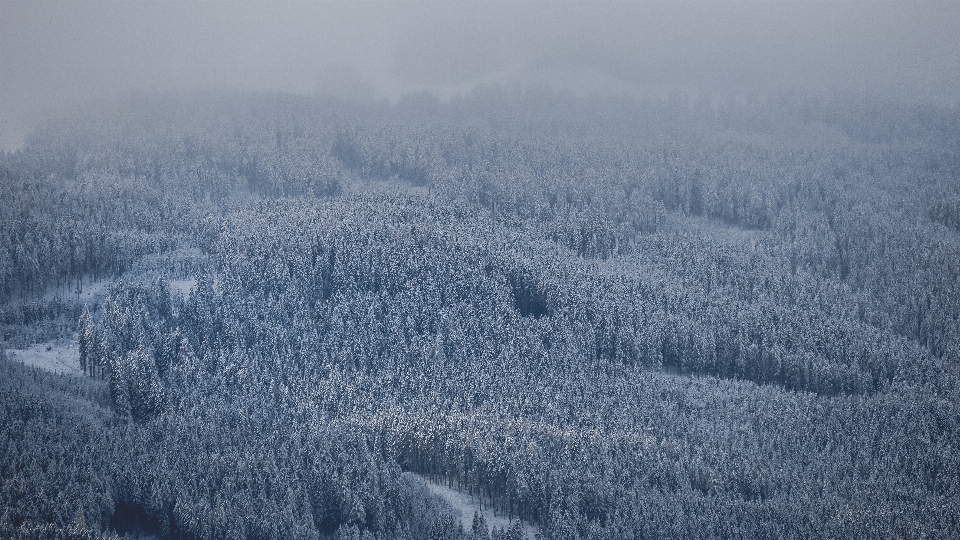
[1,88,959,539]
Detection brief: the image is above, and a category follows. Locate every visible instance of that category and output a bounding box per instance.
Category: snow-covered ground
[30,278,112,305]
[413,474,538,539]
[74,279,112,304]
[4,272,195,379]
[34,276,196,304]
[169,278,197,298]
[6,338,82,377]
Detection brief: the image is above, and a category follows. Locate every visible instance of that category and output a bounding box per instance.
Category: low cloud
[2,1,959,148]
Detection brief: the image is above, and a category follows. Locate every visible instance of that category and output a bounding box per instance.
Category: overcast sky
[2,1,959,149]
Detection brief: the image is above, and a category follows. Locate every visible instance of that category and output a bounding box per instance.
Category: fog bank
[3,1,959,150]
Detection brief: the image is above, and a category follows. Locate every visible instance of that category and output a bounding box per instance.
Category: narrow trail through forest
[412,473,539,539]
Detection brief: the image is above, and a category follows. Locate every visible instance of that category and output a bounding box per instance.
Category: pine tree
[108,352,131,417]
[78,305,94,376]
[471,511,490,540]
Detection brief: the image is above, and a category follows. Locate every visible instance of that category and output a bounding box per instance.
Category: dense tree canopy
[1,88,958,538]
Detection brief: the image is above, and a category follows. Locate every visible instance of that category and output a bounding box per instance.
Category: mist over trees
[1,86,958,538]
[2,1,960,538]
[3,1,960,150]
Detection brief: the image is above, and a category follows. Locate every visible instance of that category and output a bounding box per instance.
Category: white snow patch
[6,338,82,377]
[413,474,538,539]
[20,278,113,305]
[169,278,197,298]
[74,279,112,304]
[35,276,197,304]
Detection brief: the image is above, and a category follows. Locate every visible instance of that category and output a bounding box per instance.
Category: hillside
[1,89,958,539]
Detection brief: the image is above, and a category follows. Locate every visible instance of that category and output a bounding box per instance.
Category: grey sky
[2,1,959,149]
